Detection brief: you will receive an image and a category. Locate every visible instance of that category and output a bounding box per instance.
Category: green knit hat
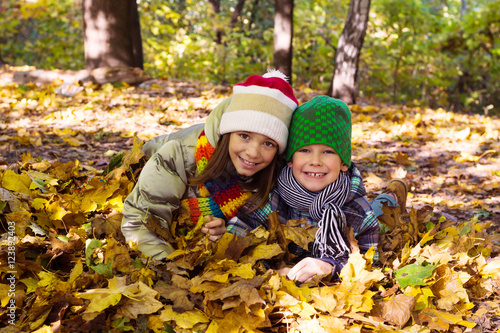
[286,96,352,167]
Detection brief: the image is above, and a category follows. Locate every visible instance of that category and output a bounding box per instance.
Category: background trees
[1,0,499,114]
[328,0,370,104]
[83,0,143,69]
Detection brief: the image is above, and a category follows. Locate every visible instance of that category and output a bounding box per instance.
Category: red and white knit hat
[219,70,299,154]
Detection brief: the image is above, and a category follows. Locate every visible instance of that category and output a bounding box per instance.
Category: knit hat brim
[220,110,289,154]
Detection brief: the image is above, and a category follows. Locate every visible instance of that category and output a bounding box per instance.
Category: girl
[121,71,298,260]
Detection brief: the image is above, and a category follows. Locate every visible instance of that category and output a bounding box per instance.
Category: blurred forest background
[1,0,499,114]
[1,1,500,331]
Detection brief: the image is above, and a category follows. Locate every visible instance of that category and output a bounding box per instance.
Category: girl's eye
[239,133,250,140]
[264,141,276,148]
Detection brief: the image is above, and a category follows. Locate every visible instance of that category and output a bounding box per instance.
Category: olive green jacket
[121,97,232,259]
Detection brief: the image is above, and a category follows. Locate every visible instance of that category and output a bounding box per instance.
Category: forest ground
[2,77,499,227]
[1,75,499,332]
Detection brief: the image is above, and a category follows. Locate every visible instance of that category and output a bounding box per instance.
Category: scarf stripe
[179,131,251,225]
[277,166,351,259]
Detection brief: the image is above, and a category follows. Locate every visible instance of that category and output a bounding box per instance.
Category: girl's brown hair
[189,133,284,211]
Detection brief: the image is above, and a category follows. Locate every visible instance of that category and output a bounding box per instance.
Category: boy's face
[288,144,348,192]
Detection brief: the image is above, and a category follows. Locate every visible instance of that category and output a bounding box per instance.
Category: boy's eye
[298,148,310,153]
[325,150,336,154]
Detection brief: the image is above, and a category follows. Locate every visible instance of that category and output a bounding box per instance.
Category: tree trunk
[83,0,143,69]
[248,0,261,29]
[231,0,246,27]
[209,0,223,45]
[461,0,467,19]
[273,0,294,83]
[328,0,371,104]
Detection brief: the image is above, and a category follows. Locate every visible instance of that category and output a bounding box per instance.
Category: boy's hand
[201,216,226,242]
[286,258,334,283]
[276,267,291,276]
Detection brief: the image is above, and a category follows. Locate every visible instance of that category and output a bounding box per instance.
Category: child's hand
[286,258,334,283]
[201,216,226,242]
[276,267,291,276]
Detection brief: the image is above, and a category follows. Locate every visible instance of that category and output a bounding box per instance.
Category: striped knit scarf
[179,131,252,226]
[276,166,351,259]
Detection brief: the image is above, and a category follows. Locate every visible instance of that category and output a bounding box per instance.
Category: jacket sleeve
[121,139,195,260]
[343,197,379,261]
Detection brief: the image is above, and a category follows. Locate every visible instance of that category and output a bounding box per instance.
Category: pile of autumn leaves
[1,138,500,333]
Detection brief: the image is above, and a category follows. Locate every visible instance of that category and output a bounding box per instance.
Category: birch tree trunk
[273,0,294,83]
[329,0,371,104]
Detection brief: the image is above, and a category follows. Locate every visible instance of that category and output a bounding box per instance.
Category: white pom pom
[263,69,289,82]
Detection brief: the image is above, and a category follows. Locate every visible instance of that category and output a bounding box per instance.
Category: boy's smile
[288,143,348,192]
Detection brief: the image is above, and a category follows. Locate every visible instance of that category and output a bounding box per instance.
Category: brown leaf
[154,280,195,312]
[103,237,133,274]
[116,281,164,318]
[283,218,317,250]
[206,276,265,307]
[143,213,175,244]
[223,233,250,262]
[381,294,416,328]
[267,211,289,251]
[90,213,125,243]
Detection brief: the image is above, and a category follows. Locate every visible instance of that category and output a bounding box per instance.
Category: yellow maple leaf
[431,265,471,311]
[45,196,68,220]
[0,284,11,308]
[479,257,500,278]
[407,286,434,311]
[275,291,317,318]
[340,251,385,286]
[294,316,327,332]
[20,277,39,294]
[2,169,32,196]
[159,305,209,329]
[80,177,121,212]
[419,308,475,330]
[116,281,163,318]
[5,211,31,238]
[32,197,48,210]
[78,276,127,315]
[317,315,348,332]
[239,243,284,264]
[0,187,29,212]
[62,135,86,147]
[310,286,339,314]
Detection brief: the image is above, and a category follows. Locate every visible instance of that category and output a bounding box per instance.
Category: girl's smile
[229,131,278,177]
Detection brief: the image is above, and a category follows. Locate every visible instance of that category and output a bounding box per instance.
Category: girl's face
[288,144,348,192]
[228,132,278,177]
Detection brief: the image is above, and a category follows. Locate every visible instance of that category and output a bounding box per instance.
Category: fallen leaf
[381,294,416,328]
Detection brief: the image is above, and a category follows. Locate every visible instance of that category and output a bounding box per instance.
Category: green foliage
[138,0,275,83]
[293,0,349,90]
[395,263,436,289]
[362,0,499,113]
[1,0,498,114]
[1,0,84,69]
